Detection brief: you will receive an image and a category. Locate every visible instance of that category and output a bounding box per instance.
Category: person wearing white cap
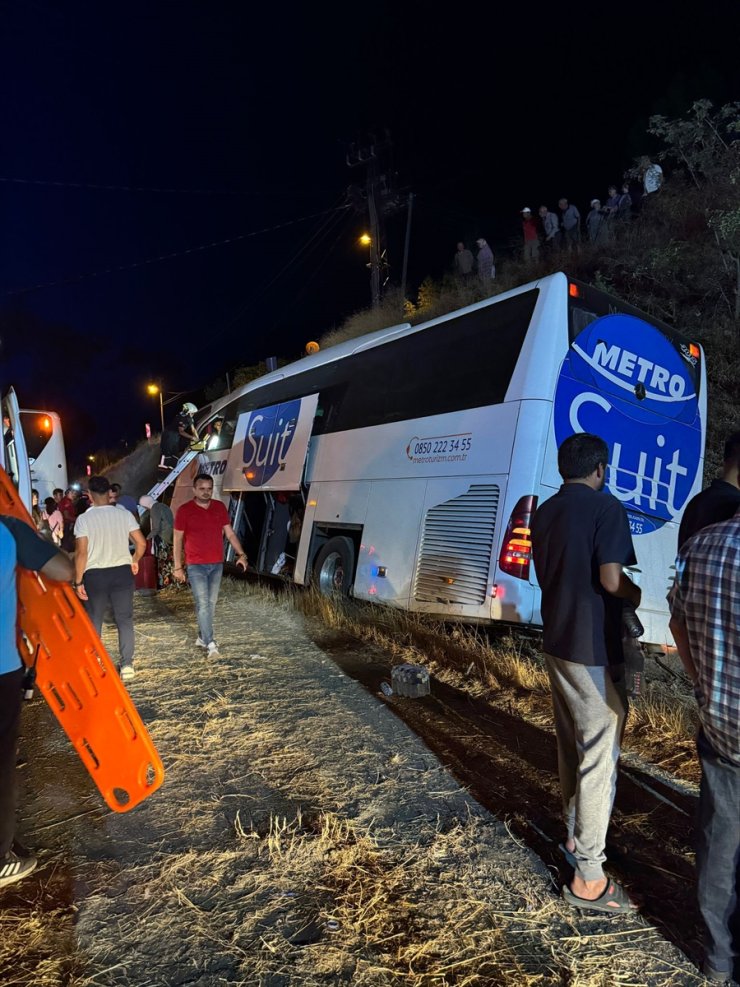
[587,199,606,244]
[521,208,540,263]
[159,401,200,470]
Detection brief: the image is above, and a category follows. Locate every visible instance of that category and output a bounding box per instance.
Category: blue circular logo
[553,315,701,532]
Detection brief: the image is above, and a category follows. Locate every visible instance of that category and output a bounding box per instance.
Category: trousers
[0,668,23,857]
[696,729,740,975]
[187,563,223,645]
[84,565,135,666]
[544,653,628,882]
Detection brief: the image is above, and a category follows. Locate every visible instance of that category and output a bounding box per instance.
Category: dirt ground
[1,583,711,986]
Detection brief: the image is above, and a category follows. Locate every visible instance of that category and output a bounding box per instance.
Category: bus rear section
[535,279,706,649]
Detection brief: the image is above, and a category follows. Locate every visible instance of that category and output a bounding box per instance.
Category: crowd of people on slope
[531,428,739,984]
[454,157,664,277]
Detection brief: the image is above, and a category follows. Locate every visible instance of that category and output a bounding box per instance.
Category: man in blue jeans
[669,509,740,985]
[173,474,248,659]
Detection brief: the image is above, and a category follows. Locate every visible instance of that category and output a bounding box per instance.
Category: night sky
[1,0,738,462]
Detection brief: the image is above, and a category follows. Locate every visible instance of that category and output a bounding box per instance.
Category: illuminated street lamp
[358,232,372,246]
[146,382,165,433]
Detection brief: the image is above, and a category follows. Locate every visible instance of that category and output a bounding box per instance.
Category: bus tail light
[498,495,538,580]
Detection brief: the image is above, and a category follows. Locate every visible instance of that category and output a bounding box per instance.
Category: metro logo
[554,313,702,532]
[575,340,694,402]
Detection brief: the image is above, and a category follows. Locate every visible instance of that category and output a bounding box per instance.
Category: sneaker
[195,637,208,649]
[207,642,221,659]
[120,665,136,682]
[0,849,38,887]
[703,964,734,984]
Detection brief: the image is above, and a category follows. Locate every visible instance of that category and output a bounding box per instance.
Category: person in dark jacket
[678,431,740,548]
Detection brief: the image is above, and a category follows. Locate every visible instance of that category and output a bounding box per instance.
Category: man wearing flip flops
[531,433,641,915]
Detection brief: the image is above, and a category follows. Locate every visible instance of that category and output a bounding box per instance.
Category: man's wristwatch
[72,581,83,589]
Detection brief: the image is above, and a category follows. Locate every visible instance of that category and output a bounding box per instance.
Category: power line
[4,205,352,296]
[189,198,351,356]
[0,174,297,197]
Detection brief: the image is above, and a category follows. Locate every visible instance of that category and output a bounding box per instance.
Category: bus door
[221,394,318,574]
[2,388,33,510]
[545,313,704,640]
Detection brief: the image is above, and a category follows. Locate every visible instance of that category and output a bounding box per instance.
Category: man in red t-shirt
[173,474,248,658]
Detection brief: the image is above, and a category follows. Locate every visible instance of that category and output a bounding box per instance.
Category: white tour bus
[170,272,706,650]
[1,388,68,507]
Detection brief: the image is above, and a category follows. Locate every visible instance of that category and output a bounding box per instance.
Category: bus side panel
[170,451,231,517]
[297,479,371,586]
[408,475,511,621]
[353,479,427,606]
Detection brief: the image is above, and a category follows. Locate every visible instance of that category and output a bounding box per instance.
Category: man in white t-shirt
[73,475,146,682]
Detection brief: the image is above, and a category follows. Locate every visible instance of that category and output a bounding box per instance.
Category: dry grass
[2,586,703,986]
[231,580,700,784]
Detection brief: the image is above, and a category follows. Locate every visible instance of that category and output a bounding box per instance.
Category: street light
[146,382,165,433]
[358,232,372,246]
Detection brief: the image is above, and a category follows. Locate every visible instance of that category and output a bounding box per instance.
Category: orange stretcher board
[0,468,165,812]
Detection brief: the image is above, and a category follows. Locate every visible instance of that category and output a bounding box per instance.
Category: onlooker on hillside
[1,513,73,887]
[453,241,475,279]
[616,183,633,221]
[531,433,641,914]
[73,475,146,682]
[668,516,740,984]
[559,198,581,251]
[539,205,561,252]
[521,209,540,263]
[678,431,740,549]
[173,473,248,659]
[641,156,663,195]
[475,238,495,281]
[587,199,606,243]
[110,483,139,519]
[603,186,621,227]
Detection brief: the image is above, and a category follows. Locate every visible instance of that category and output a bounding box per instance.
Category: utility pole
[347,132,392,309]
[400,192,414,303]
[366,157,382,307]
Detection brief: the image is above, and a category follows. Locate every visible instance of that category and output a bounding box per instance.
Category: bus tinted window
[19,412,53,460]
[231,289,539,432]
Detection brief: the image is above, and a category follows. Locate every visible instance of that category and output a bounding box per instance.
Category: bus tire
[313,536,355,597]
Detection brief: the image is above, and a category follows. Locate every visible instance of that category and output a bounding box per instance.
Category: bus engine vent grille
[414,484,500,607]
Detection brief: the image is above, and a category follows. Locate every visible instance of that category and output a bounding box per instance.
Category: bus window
[19,412,54,462]
[324,288,539,432]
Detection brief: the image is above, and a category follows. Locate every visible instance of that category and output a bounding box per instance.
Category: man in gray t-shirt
[74,475,146,681]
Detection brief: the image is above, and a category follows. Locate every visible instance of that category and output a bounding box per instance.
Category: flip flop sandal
[558,843,578,868]
[562,879,637,914]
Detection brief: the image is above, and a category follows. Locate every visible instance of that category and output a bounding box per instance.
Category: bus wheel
[313,536,355,597]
